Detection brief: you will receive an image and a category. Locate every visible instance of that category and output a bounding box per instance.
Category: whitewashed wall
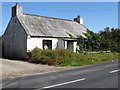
[27,37,59,50]
[73,42,77,52]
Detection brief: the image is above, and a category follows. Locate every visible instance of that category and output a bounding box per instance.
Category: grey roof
[18,13,87,38]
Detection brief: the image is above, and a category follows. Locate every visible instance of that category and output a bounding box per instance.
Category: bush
[26,47,119,66]
[26,47,79,66]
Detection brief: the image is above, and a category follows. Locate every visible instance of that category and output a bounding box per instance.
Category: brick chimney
[74,15,83,24]
[12,3,23,17]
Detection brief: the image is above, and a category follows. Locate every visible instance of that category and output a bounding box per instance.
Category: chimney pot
[74,15,83,24]
[16,3,18,5]
[12,3,23,17]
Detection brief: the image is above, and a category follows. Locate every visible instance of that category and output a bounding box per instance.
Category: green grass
[26,47,119,66]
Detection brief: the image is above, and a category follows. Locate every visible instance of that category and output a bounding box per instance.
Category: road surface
[2,60,119,89]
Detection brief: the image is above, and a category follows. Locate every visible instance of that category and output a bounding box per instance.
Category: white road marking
[110,69,120,73]
[42,78,85,89]
[2,81,18,88]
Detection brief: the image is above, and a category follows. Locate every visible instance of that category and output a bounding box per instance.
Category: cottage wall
[2,16,27,59]
[27,37,77,52]
[27,37,60,50]
[73,42,77,52]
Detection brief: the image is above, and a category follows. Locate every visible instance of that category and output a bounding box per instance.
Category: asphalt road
[2,60,119,89]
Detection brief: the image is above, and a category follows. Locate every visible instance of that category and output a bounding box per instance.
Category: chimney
[12,3,23,17]
[74,15,83,24]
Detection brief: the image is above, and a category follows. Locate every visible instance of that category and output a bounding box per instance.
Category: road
[2,60,119,89]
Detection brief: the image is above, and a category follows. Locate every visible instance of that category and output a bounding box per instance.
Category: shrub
[26,47,119,66]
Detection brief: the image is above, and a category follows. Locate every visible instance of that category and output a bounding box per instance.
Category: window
[43,40,52,50]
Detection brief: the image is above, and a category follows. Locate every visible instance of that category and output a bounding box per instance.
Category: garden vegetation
[26,48,118,66]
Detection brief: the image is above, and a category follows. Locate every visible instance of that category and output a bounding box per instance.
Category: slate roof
[18,13,87,38]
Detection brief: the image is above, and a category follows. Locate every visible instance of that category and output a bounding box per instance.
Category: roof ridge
[23,13,75,22]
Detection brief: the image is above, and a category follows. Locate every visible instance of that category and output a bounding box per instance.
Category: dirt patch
[0,58,74,78]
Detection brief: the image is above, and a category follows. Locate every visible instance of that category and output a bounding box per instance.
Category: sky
[1,2,118,35]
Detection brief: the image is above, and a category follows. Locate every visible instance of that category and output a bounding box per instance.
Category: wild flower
[87,57,93,60]
[59,49,65,54]
[58,59,64,64]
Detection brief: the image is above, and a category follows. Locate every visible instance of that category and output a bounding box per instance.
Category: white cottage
[2,3,87,59]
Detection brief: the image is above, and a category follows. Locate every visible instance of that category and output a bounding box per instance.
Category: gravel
[0,58,74,78]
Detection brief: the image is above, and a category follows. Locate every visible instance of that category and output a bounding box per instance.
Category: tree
[99,27,120,52]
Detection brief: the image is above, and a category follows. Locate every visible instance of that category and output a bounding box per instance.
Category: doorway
[43,40,52,50]
[67,41,74,51]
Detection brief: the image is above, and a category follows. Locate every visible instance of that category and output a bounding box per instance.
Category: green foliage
[99,27,120,52]
[67,28,120,52]
[26,47,79,66]
[26,47,118,66]
[76,35,85,52]
[66,32,76,39]
[76,29,101,52]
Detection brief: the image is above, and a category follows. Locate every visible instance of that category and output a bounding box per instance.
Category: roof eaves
[31,36,70,38]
